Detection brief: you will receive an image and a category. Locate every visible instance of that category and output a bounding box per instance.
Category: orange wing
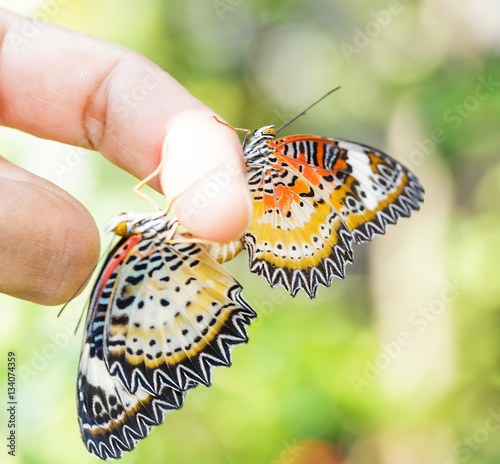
[244,133,424,298]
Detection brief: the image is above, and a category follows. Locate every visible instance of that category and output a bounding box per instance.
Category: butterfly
[215,94,424,298]
[77,211,255,460]
[239,126,425,298]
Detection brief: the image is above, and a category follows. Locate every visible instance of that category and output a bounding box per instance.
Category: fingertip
[160,111,252,242]
[51,200,101,305]
[25,193,100,306]
[175,172,252,243]
[0,162,100,306]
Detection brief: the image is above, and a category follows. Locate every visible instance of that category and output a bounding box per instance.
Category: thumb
[0,157,100,305]
[160,110,252,243]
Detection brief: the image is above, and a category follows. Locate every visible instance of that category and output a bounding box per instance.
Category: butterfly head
[105,212,179,240]
[243,125,277,155]
[252,125,276,139]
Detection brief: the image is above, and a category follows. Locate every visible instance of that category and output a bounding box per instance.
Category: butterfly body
[241,125,425,298]
[78,212,255,460]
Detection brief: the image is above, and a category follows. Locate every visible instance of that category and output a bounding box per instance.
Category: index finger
[0,9,251,242]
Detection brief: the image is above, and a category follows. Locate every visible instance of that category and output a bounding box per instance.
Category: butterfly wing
[77,345,184,460]
[78,231,255,459]
[269,135,424,242]
[246,156,354,298]
[77,237,185,460]
[103,235,255,394]
[245,134,424,297]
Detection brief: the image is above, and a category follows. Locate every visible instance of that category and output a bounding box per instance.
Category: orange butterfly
[217,88,424,297]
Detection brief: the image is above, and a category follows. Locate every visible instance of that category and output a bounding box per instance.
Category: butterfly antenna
[275,86,341,134]
[73,236,117,335]
[73,303,88,335]
[57,235,115,317]
[56,268,94,318]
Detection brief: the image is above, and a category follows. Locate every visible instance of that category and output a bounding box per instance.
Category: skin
[0,9,251,306]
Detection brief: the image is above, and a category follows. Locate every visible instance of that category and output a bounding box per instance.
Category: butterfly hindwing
[77,345,185,460]
[103,236,256,393]
[245,155,354,297]
[243,131,424,297]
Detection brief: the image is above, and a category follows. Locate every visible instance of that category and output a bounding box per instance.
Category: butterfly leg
[213,116,252,137]
[133,144,197,216]
[132,154,169,211]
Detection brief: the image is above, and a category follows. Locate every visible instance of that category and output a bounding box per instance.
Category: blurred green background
[1,1,500,463]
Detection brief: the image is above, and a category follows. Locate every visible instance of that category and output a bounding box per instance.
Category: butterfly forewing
[243,131,424,298]
[78,214,256,460]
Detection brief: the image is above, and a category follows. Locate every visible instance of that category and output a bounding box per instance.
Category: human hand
[0,8,251,305]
